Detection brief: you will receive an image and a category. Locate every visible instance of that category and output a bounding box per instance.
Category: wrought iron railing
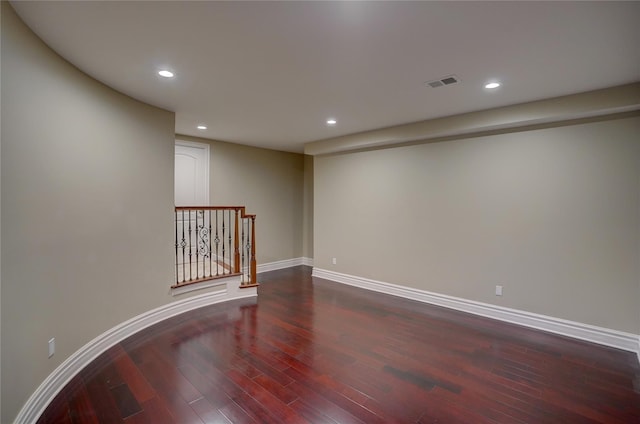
[173,206,257,288]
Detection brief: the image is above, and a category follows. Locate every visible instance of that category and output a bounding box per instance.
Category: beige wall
[176,135,306,264]
[1,3,312,418]
[314,115,640,333]
[303,155,314,259]
[1,2,4,420]
[1,4,180,421]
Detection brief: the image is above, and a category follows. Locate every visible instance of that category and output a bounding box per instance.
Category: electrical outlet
[48,338,55,358]
[332,257,337,265]
[495,285,503,296]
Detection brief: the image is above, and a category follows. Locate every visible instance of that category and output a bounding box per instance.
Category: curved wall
[1,3,179,421]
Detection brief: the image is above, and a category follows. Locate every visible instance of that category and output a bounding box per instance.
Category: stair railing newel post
[234,209,240,274]
[227,210,232,275]
[241,216,246,283]
[250,215,257,285]
[221,210,226,275]
[215,210,219,277]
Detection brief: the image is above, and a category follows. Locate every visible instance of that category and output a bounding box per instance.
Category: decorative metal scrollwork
[198,225,210,258]
[174,207,257,286]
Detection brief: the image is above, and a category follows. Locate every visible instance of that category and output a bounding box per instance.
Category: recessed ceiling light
[158,70,174,78]
[485,82,501,89]
[197,125,207,130]
[326,119,337,126]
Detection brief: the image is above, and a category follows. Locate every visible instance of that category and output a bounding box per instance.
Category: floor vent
[425,75,460,88]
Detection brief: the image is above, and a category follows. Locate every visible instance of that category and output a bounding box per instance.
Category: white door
[174,141,211,280]
[175,140,209,206]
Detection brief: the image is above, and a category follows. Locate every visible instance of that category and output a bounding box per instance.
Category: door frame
[175,139,210,206]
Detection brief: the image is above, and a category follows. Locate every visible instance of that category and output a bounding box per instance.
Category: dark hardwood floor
[38,266,640,423]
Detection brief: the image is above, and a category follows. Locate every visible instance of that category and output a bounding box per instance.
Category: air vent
[425,75,460,88]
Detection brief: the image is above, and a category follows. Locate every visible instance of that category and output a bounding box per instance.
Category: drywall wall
[303,155,314,260]
[0,2,4,420]
[0,2,3,420]
[176,135,306,264]
[314,114,640,333]
[1,3,178,421]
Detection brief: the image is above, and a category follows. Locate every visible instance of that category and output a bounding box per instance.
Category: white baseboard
[15,277,257,424]
[257,257,313,273]
[171,275,230,296]
[312,268,640,357]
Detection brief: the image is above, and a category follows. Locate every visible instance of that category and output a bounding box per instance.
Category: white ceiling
[11,1,640,153]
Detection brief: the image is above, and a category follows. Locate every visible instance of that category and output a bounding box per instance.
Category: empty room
[1,1,639,423]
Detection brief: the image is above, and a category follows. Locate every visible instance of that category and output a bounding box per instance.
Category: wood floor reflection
[38,266,640,423]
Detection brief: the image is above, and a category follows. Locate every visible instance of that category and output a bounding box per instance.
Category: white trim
[15,278,257,424]
[175,139,210,206]
[257,257,307,273]
[312,268,640,355]
[172,257,314,291]
[170,275,232,296]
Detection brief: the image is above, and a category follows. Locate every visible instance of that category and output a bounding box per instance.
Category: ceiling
[10,1,640,153]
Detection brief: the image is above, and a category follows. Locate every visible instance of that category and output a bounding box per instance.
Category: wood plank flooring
[37,266,640,423]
